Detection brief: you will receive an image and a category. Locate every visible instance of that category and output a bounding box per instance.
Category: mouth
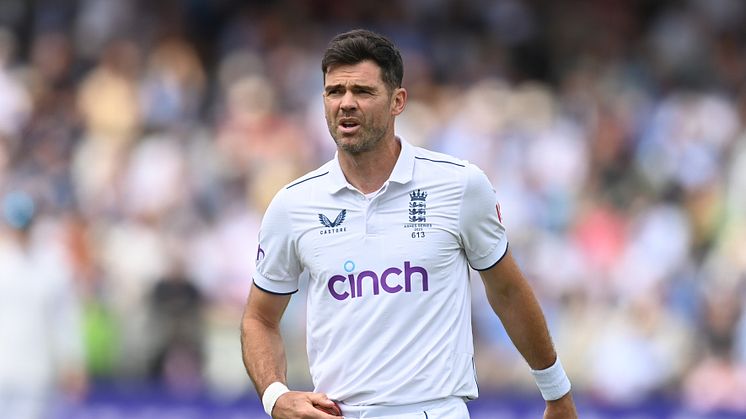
[338,119,361,135]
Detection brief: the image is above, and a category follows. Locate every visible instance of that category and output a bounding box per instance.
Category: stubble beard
[331,124,388,155]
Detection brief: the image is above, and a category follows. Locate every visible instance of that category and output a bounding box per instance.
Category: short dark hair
[321,29,403,91]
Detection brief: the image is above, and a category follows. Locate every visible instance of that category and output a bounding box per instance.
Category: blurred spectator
[148,256,204,397]
[214,74,313,179]
[683,288,746,413]
[0,191,87,418]
[77,38,142,146]
[0,28,31,141]
[587,295,693,404]
[139,36,206,131]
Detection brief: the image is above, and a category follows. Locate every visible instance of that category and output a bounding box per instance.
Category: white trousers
[338,396,470,418]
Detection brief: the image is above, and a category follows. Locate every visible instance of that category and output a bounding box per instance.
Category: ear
[390,87,407,116]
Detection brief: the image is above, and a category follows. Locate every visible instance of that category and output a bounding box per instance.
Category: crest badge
[404,189,432,238]
[408,189,427,222]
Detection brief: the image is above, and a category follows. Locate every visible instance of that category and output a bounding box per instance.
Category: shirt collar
[327,137,416,194]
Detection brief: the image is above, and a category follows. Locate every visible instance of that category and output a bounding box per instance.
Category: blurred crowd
[1,0,746,416]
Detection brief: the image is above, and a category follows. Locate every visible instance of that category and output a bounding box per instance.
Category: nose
[340,91,357,112]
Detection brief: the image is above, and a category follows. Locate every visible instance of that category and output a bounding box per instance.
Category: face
[323,60,406,154]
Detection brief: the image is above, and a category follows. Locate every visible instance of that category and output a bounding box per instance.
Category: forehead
[324,60,384,86]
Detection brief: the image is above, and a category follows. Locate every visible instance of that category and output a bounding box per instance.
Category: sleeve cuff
[252,273,299,295]
[470,240,509,271]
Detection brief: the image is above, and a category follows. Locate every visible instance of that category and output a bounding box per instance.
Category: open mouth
[339,120,360,133]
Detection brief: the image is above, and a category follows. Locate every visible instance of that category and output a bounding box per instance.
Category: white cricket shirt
[254,138,508,406]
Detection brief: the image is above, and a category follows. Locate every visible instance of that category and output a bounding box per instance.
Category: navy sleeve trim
[286,171,330,189]
[414,156,465,167]
[472,242,510,271]
[253,280,299,295]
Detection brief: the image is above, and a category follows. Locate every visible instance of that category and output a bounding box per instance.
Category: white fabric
[254,139,508,407]
[339,395,469,418]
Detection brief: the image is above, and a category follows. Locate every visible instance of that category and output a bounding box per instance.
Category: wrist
[262,381,290,416]
[530,358,571,401]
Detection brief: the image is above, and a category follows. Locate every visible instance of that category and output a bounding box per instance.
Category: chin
[338,135,384,154]
[335,137,366,153]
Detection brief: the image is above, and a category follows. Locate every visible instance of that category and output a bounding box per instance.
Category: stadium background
[1,0,746,418]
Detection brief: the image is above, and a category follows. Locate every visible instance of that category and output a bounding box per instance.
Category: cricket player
[241,29,577,419]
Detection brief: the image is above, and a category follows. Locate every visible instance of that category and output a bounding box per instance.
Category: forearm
[480,251,557,370]
[241,288,340,418]
[480,253,576,417]
[242,313,342,418]
[489,280,556,370]
[240,298,289,395]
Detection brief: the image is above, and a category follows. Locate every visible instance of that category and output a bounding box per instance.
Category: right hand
[272,391,343,418]
[543,392,578,419]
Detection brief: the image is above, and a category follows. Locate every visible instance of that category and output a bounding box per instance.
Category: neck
[338,136,401,194]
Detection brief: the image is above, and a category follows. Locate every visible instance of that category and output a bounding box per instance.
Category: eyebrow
[324,83,377,93]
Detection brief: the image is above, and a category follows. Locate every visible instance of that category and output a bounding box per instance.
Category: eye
[326,87,343,96]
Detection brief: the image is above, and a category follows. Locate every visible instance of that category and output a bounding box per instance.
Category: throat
[338,137,401,194]
[341,157,392,194]
[347,170,388,194]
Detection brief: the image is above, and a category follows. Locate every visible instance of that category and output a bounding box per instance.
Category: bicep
[243,284,292,328]
[478,249,533,305]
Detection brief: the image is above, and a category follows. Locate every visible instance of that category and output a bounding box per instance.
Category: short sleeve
[253,191,302,294]
[459,165,509,270]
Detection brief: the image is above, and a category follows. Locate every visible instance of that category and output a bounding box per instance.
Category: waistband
[337,396,465,418]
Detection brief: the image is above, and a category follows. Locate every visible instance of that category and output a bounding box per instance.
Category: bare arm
[479,250,577,418]
[241,284,340,418]
[241,284,292,394]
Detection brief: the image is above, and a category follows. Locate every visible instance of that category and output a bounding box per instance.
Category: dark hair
[321,29,403,91]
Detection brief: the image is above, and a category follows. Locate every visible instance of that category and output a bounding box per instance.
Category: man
[241,29,578,419]
[0,191,88,418]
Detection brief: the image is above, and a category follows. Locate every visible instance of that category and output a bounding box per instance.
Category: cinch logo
[327,261,429,301]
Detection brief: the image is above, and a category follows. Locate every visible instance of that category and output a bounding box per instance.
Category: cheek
[323,98,336,112]
[370,106,390,123]
[323,104,335,122]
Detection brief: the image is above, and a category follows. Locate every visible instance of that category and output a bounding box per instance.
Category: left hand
[544,392,577,419]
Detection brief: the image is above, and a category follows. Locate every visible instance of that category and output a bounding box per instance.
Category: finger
[307,393,342,416]
[307,392,333,405]
[315,402,342,416]
[313,396,336,407]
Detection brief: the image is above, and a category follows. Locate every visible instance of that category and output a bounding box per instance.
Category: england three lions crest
[408,189,427,222]
[404,189,432,238]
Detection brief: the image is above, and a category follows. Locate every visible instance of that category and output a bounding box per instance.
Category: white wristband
[262,382,290,416]
[530,358,571,401]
